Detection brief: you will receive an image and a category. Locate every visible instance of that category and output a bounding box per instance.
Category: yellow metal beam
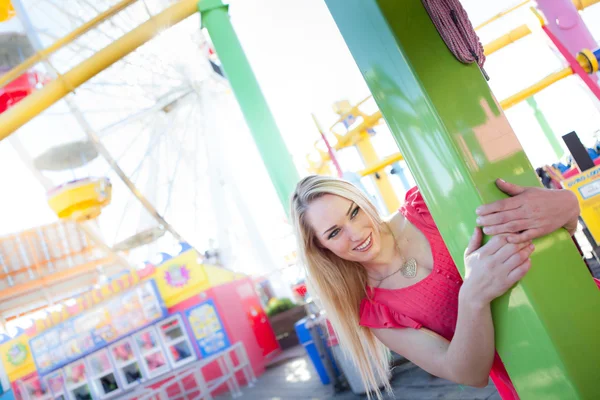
[500,67,573,109]
[329,96,373,132]
[0,0,199,142]
[0,0,138,89]
[358,152,404,177]
[573,0,600,10]
[484,24,532,56]
[475,0,530,30]
[355,136,400,214]
[334,110,383,150]
[476,0,598,32]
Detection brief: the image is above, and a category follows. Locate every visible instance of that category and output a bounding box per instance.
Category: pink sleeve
[401,187,437,232]
[359,298,422,330]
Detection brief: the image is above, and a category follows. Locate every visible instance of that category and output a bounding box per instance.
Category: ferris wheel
[0,0,296,280]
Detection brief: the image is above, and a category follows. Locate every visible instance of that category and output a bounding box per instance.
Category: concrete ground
[217,346,501,400]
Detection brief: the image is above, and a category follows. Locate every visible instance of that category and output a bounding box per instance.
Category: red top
[359,187,518,399]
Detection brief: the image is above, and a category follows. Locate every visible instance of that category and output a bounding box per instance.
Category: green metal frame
[526,97,564,159]
[198,0,299,215]
[325,0,600,398]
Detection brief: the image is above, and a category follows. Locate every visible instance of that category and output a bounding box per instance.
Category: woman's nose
[347,226,363,242]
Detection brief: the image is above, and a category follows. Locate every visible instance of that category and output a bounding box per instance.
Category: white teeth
[355,235,372,251]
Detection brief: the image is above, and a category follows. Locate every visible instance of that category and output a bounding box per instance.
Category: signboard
[185,299,230,358]
[0,336,35,381]
[154,250,210,307]
[563,164,600,243]
[30,280,166,375]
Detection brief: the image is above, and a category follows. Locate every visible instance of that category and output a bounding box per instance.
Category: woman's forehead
[306,194,353,230]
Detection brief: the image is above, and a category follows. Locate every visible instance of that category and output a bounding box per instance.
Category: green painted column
[325,0,600,398]
[197,0,299,214]
[526,97,564,159]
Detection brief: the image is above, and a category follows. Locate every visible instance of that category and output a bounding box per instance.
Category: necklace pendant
[401,258,418,279]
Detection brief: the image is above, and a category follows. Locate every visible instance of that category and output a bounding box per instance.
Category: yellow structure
[475,0,600,31]
[573,0,600,11]
[330,99,400,213]
[354,137,400,212]
[500,67,573,109]
[563,165,600,243]
[475,0,530,30]
[0,0,138,89]
[499,48,600,110]
[307,98,403,213]
[47,177,112,221]
[0,0,15,22]
[358,152,403,177]
[0,0,199,142]
[484,24,532,56]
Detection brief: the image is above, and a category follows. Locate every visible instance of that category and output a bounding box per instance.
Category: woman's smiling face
[305,194,382,263]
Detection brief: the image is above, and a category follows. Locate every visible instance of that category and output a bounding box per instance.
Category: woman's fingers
[477,234,509,256]
[502,245,534,272]
[465,227,483,256]
[493,242,533,263]
[506,258,532,284]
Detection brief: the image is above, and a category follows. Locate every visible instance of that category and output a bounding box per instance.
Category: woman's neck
[361,224,403,278]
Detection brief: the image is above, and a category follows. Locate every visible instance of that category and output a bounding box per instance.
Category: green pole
[325,0,600,398]
[197,0,299,215]
[526,96,565,159]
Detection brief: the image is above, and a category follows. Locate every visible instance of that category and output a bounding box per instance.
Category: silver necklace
[368,224,418,286]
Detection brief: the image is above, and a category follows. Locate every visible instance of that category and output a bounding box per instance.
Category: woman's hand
[476,179,580,243]
[461,228,534,306]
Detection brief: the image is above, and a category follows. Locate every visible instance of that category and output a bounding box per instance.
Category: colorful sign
[27,267,153,336]
[563,164,600,242]
[164,264,191,288]
[0,336,35,381]
[154,250,210,307]
[6,343,27,366]
[185,300,230,358]
[30,280,166,375]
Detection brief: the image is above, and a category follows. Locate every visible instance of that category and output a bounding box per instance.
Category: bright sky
[2,0,600,277]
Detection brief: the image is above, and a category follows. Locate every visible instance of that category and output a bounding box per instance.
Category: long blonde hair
[290,175,392,399]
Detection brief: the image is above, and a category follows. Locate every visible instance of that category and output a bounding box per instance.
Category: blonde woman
[290,175,596,400]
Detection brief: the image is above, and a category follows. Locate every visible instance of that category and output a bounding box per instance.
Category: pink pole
[543,25,600,101]
[536,0,598,80]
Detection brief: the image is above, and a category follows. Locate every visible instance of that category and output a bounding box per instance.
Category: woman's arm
[373,230,533,388]
[373,296,494,387]
[476,179,580,242]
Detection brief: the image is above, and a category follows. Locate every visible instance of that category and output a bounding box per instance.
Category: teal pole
[325,0,600,398]
[526,97,564,159]
[197,0,299,214]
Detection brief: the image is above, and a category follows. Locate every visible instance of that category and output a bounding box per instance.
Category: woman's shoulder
[399,186,437,231]
[387,210,407,239]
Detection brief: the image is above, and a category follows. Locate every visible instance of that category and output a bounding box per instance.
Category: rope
[422,0,488,78]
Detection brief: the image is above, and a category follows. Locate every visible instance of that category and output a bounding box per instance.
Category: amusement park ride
[0,0,599,399]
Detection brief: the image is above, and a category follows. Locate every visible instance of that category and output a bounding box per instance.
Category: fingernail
[475,208,482,215]
[482,227,489,234]
[529,244,535,250]
[498,178,506,183]
[475,217,481,225]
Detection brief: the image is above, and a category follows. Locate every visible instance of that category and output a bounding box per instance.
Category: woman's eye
[328,228,340,239]
[351,206,360,219]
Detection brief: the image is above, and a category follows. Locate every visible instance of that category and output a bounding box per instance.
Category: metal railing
[125,342,256,400]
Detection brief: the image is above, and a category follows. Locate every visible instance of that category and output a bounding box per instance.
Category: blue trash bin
[295,317,331,384]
